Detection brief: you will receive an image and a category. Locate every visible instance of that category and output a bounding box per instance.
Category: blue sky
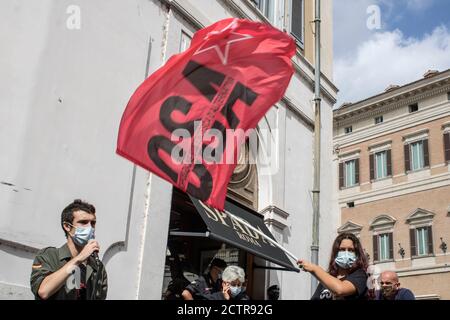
[378,0,450,37]
[334,0,450,106]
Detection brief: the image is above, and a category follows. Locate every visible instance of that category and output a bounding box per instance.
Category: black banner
[190,196,299,272]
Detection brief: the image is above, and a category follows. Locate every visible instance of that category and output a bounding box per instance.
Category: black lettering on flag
[147,136,179,183]
[186,164,213,201]
[183,61,226,102]
[221,82,258,129]
[160,96,195,135]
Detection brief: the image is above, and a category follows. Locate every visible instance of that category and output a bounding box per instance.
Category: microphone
[91,251,101,265]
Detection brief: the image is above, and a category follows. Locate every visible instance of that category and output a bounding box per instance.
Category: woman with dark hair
[297,233,368,300]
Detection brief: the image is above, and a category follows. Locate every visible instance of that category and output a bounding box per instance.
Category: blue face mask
[70,225,95,247]
[230,286,241,297]
[335,250,356,269]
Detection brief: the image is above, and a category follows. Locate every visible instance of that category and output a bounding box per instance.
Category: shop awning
[182,196,299,272]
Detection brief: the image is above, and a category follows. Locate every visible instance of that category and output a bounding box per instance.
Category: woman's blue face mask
[334,250,356,269]
[230,286,242,297]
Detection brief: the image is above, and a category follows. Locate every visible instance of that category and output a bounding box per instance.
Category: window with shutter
[410,229,416,257]
[423,139,430,167]
[252,0,275,22]
[344,160,356,188]
[388,233,394,259]
[373,235,379,262]
[290,0,304,44]
[444,133,450,163]
[369,154,375,181]
[374,151,388,179]
[179,31,192,52]
[404,144,411,172]
[427,226,434,254]
[386,149,392,176]
[377,233,393,261]
[417,227,429,256]
[407,209,435,259]
[409,141,426,171]
[379,234,391,261]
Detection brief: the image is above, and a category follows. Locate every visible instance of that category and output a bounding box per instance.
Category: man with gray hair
[376,271,415,300]
[221,265,250,300]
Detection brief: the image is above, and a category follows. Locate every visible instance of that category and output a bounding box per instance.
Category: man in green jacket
[30,199,107,300]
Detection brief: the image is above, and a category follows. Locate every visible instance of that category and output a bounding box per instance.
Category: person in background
[376,271,415,300]
[182,258,227,300]
[221,265,249,300]
[267,284,280,300]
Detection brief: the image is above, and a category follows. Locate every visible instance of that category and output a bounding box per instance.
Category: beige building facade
[334,69,450,300]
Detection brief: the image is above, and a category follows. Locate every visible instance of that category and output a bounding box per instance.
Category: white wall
[0,0,171,299]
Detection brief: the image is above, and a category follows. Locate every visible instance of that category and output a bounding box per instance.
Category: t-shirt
[311,268,368,300]
[77,264,87,300]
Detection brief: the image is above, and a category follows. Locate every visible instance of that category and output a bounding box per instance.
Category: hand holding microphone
[76,239,100,263]
[91,251,101,265]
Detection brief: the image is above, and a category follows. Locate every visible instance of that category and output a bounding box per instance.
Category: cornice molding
[334,102,450,147]
[442,121,450,130]
[406,208,435,224]
[260,205,290,230]
[402,128,429,141]
[338,221,363,234]
[339,171,450,206]
[369,214,397,230]
[335,83,450,127]
[260,205,290,219]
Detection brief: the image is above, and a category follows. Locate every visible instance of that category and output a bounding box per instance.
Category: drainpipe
[311,0,322,295]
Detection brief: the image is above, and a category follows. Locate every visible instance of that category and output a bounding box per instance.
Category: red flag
[117,18,295,210]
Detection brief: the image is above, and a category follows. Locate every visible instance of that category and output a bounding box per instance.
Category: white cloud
[334,26,450,107]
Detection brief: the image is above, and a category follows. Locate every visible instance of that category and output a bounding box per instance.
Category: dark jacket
[185,273,224,300]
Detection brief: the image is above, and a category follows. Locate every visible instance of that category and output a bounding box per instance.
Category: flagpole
[311,0,322,294]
